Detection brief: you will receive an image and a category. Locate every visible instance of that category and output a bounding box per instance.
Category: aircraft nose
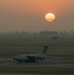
[13,57,15,60]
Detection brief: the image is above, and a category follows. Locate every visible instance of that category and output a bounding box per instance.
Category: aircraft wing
[27,54,45,61]
[27,55,36,59]
[27,54,45,58]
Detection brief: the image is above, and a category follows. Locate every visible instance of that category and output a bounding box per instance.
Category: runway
[0,57,74,74]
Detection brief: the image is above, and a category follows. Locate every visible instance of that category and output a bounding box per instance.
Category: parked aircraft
[13,46,48,63]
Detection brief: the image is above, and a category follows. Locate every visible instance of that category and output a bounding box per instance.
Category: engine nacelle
[36,57,45,61]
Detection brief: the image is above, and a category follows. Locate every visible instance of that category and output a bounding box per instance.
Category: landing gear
[25,59,36,63]
[32,59,36,62]
[19,61,22,63]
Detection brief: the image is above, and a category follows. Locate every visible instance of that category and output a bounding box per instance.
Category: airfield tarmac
[0,44,74,74]
[0,34,74,74]
[0,56,74,74]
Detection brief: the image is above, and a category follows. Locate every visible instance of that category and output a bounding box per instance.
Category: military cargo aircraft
[13,46,48,63]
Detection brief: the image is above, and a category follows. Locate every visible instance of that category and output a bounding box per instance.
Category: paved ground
[0,56,74,74]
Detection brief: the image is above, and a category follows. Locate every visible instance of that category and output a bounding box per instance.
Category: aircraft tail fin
[42,46,48,54]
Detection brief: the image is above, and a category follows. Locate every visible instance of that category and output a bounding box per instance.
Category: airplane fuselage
[13,54,45,63]
[13,46,48,63]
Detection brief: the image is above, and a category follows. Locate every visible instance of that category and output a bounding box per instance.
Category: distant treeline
[0,31,58,35]
[40,31,58,35]
[0,30,74,35]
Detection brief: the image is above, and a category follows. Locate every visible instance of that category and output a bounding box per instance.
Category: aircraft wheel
[25,61,27,63]
[32,60,36,63]
[19,61,22,63]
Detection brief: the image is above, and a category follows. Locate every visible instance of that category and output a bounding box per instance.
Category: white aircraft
[13,46,48,63]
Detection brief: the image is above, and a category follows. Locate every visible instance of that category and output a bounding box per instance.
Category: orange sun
[45,13,55,22]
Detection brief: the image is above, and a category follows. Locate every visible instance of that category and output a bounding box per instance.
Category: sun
[45,13,55,22]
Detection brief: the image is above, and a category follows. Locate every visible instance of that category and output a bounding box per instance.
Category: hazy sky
[0,0,74,32]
